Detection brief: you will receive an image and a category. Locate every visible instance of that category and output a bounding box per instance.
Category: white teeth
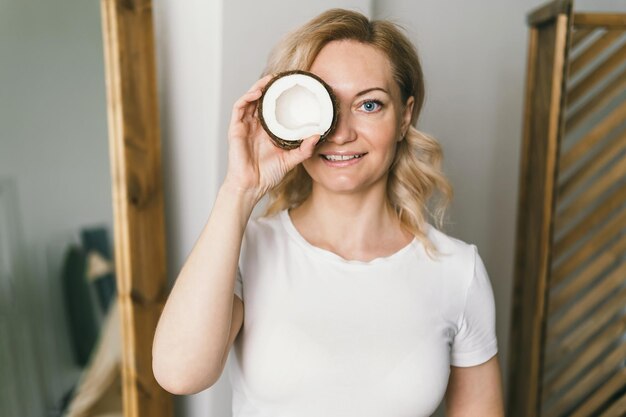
[323,154,363,161]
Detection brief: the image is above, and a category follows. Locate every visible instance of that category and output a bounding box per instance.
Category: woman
[153,9,505,417]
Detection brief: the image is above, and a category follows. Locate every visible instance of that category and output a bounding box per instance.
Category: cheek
[360,114,400,143]
[362,125,399,160]
[382,142,400,171]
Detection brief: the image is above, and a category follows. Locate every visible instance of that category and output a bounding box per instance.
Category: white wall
[576,0,626,12]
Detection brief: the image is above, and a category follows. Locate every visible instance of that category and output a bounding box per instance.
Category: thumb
[283,135,320,168]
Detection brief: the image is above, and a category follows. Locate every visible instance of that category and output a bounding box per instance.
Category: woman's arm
[152,74,320,395]
[444,354,505,417]
[152,186,256,395]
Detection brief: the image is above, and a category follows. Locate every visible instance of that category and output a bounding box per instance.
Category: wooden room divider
[101,0,172,416]
[507,0,626,416]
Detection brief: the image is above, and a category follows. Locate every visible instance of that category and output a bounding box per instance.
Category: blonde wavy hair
[261,9,453,260]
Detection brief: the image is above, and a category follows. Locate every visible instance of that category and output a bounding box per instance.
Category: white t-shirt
[228,209,498,417]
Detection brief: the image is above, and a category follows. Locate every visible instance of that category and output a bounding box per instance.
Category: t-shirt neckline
[279,209,422,266]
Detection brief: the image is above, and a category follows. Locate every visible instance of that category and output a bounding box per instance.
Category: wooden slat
[565,66,626,132]
[551,241,626,313]
[570,28,595,49]
[543,343,626,417]
[543,314,626,390]
[551,216,626,310]
[554,182,626,258]
[600,390,626,417]
[570,367,626,417]
[548,261,626,339]
[100,1,172,417]
[560,97,626,172]
[573,13,626,29]
[527,0,572,26]
[550,230,626,293]
[557,128,626,202]
[566,42,626,106]
[569,30,623,77]
[550,240,626,312]
[552,206,626,284]
[555,152,626,225]
[545,287,626,363]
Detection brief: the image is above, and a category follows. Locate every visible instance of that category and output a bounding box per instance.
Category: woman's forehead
[309,40,396,96]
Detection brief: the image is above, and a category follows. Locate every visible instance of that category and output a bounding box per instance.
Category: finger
[234,88,263,110]
[233,74,275,124]
[245,74,276,118]
[235,75,271,110]
[231,89,263,125]
[247,73,275,93]
[244,93,261,120]
[283,135,321,168]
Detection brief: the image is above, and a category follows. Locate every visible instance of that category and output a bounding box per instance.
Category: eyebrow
[355,87,389,97]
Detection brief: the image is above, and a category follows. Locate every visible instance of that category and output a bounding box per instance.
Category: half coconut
[258,70,338,150]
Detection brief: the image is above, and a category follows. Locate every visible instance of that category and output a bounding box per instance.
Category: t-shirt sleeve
[450,245,498,367]
[234,266,243,301]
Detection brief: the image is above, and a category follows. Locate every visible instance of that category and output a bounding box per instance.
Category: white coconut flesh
[262,73,334,142]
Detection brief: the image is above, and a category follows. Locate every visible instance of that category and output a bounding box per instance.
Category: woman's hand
[223,74,320,203]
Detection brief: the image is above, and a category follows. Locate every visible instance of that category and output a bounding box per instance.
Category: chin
[323,184,363,194]
[313,175,383,195]
[303,161,390,195]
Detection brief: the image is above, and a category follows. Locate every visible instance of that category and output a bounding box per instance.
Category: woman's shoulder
[244,209,286,241]
[425,223,478,269]
[427,224,476,253]
[426,225,489,323]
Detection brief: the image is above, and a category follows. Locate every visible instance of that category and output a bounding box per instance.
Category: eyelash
[359,99,383,113]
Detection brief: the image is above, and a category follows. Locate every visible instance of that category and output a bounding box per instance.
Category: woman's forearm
[152,183,257,394]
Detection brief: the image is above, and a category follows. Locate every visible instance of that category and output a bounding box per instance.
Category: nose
[326,106,356,145]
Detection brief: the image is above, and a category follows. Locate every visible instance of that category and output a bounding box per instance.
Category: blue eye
[360,100,382,113]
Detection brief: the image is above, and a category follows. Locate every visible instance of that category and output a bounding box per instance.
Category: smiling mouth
[320,153,366,161]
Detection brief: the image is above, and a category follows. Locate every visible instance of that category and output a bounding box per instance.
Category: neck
[289,179,406,251]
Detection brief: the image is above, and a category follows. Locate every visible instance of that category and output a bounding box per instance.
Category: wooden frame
[507,1,572,414]
[100,0,172,416]
[509,0,626,416]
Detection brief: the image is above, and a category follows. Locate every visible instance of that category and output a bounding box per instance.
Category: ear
[400,96,415,139]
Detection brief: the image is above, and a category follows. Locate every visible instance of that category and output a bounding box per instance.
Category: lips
[321,154,365,161]
[318,152,367,167]
[319,152,367,161]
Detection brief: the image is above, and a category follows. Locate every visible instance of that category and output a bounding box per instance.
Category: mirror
[0,0,119,415]
[0,0,171,416]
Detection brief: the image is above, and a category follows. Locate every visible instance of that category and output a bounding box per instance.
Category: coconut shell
[258,70,338,150]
